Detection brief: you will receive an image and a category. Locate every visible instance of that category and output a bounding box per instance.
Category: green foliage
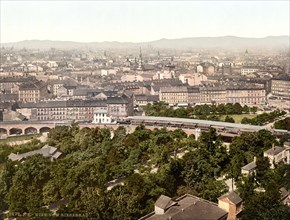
[228,130,276,181]
[0,122,288,218]
[181,129,229,201]
[143,102,259,121]
[224,115,235,123]
[238,165,290,220]
[274,117,290,131]
[241,109,286,125]
[8,155,51,213]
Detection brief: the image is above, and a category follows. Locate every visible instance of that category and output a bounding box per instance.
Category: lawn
[219,114,257,123]
[0,134,40,144]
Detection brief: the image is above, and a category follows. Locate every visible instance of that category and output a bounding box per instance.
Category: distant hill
[2,36,289,50]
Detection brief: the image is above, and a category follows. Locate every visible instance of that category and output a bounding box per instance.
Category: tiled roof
[155,195,174,209]
[160,86,188,93]
[218,191,242,205]
[142,194,228,220]
[19,80,47,90]
[273,74,290,81]
[0,76,35,83]
[241,161,256,171]
[107,95,129,104]
[18,99,107,108]
[264,146,285,156]
[0,93,18,102]
[8,144,62,161]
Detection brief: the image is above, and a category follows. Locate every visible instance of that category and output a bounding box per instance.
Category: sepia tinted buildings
[271,74,290,99]
[18,80,48,102]
[159,84,266,106]
[17,94,133,121]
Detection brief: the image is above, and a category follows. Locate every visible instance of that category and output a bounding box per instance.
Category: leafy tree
[274,117,290,131]
[225,115,235,123]
[8,155,51,214]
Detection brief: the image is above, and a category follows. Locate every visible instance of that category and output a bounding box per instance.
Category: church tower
[137,47,144,71]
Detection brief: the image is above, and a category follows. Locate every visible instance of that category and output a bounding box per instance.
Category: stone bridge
[0,121,72,136]
[0,121,202,140]
[0,121,224,142]
[1,116,288,139]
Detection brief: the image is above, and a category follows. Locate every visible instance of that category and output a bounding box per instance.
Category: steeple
[137,47,143,71]
[139,47,142,59]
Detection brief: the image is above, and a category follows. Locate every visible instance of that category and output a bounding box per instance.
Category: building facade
[271,75,290,99]
[159,86,188,106]
[226,88,266,106]
[241,66,260,76]
[19,80,48,102]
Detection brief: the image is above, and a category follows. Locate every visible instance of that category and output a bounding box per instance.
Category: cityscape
[0,1,290,220]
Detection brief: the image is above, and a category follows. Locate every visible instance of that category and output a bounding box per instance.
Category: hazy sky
[1,1,289,43]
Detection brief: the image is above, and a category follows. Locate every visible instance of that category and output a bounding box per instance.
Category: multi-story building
[107,94,134,119]
[19,99,107,121]
[17,94,134,121]
[241,66,260,76]
[200,86,227,104]
[134,94,159,107]
[226,87,266,106]
[92,109,115,124]
[187,86,200,105]
[264,143,290,169]
[18,80,48,102]
[0,76,35,93]
[159,86,188,106]
[179,73,208,86]
[271,74,290,99]
[57,85,77,97]
[242,142,290,174]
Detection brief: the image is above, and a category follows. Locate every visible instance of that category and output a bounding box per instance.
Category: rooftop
[218,191,242,205]
[141,194,228,220]
[8,144,62,162]
[273,74,290,81]
[127,116,265,131]
[19,80,47,90]
[241,161,257,171]
[264,146,285,156]
[160,86,188,93]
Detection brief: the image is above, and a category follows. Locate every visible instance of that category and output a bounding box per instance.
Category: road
[262,112,290,129]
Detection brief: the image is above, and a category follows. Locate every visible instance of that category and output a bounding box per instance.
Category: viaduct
[0,116,289,139]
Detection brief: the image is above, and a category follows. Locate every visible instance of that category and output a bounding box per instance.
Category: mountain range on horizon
[1,36,289,50]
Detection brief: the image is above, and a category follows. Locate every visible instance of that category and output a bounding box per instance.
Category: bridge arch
[0,128,8,136]
[39,127,51,133]
[24,127,38,134]
[9,128,23,135]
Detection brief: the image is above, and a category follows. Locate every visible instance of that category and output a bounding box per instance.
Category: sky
[1,1,289,43]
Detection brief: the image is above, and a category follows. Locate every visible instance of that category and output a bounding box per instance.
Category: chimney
[272,143,275,150]
[254,156,256,163]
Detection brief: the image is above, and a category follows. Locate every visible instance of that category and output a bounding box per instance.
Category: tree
[274,117,290,131]
[225,115,235,123]
[241,117,251,124]
[255,156,270,185]
[8,155,51,214]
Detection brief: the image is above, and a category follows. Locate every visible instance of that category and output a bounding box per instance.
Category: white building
[242,142,290,174]
[47,61,58,68]
[179,73,208,86]
[241,66,260,76]
[264,144,290,169]
[92,109,115,124]
[196,65,203,73]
